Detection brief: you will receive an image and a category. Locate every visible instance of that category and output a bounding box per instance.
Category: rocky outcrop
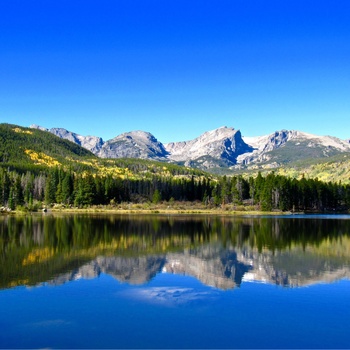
[238,130,300,165]
[239,130,350,166]
[30,125,104,153]
[30,124,350,171]
[98,131,169,160]
[165,126,253,168]
[30,125,169,161]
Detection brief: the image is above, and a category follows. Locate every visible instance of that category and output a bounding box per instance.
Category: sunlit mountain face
[30,124,350,171]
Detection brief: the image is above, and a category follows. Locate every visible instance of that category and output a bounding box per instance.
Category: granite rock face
[30,124,350,170]
[97,130,169,160]
[165,126,253,167]
[239,130,350,166]
[30,125,104,154]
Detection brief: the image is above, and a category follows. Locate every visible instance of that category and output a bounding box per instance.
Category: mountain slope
[31,124,104,153]
[31,124,256,168]
[239,130,350,166]
[0,123,95,173]
[165,126,253,168]
[30,125,170,161]
[28,123,350,182]
[1,123,209,180]
[98,130,169,160]
[30,124,350,170]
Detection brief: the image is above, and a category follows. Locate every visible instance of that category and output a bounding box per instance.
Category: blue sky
[1,0,349,143]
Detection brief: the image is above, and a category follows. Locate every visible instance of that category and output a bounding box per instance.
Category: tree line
[1,166,350,212]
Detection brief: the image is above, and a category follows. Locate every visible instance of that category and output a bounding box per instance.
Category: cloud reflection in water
[118,285,220,307]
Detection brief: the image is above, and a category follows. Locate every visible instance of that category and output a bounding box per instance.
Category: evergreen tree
[152,189,162,204]
[230,177,240,204]
[260,173,273,211]
[62,172,74,204]
[0,169,10,206]
[21,172,34,205]
[13,174,24,208]
[45,168,59,204]
[74,174,96,207]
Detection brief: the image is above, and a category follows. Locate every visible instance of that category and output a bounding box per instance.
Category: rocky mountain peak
[29,124,350,171]
[30,124,104,153]
[165,126,253,168]
[98,130,169,160]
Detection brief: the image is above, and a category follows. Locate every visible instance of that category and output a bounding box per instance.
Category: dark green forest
[1,166,350,212]
[1,123,350,212]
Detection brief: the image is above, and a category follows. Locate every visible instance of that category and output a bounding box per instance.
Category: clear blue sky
[1,0,349,143]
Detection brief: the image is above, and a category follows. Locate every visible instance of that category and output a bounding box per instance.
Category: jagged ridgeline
[0,123,214,208]
[0,123,207,176]
[30,124,350,183]
[1,123,350,212]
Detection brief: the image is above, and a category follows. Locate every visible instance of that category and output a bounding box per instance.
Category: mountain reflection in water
[1,214,350,290]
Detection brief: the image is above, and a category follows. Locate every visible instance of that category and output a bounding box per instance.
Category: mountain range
[31,124,350,172]
[40,242,350,290]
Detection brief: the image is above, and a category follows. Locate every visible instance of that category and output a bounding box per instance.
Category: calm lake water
[1,213,350,349]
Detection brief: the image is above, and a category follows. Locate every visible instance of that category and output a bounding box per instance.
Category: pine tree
[21,172,34,206]
[74,174,96,207]
[55,171,71,205]
[0,169,10,206]
[13,174,24,208]
[45,169,59,204]
[8,187,14,210]
[152,189,161,204]
[260,173,274,211]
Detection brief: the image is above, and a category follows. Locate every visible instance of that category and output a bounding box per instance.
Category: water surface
[1,214,350,349]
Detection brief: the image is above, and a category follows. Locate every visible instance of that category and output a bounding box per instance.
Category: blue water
[1,273,349,349]
[1,213,350,349]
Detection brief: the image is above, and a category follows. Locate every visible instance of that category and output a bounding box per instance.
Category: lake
[1,213,350,349]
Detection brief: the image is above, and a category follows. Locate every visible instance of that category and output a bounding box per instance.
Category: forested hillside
[0,123,207,176]
[1,123,350,212]
[0,123,93,173]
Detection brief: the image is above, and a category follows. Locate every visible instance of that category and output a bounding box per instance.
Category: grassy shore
[0,200,293,215]
[4,201,348,216]
[36,201,291,216]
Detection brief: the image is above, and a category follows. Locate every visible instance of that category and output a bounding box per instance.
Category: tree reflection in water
[1,214,350,290]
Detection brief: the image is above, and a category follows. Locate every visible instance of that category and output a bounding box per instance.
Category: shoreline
[2,206,291,216]
[2,202,348,216]
[4,208,347,217]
